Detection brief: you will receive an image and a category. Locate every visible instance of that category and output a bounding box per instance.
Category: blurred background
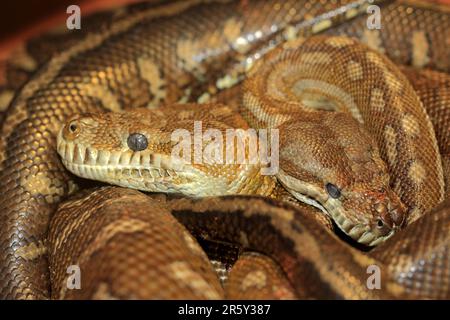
[0,0,447,123]
[0,0,140,56]
[0,0,448,60]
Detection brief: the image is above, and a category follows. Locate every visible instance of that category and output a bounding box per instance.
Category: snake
[0,0,448,299]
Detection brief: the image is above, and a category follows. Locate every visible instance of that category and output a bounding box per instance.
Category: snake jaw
[333,206,396,246]
[346,224,394,247]
[362,229,396,246]
[57,128,183,190]
[326,199,375,246]
[57,128,246,197]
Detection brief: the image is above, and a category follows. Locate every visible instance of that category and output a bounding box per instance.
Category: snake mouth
[56,134,186,192]
[326,199,397,246]
[57,133,231,196]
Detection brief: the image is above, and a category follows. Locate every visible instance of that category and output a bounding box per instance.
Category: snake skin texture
[55,37,446,245]
[0,0,448,299]
[400,67,450,198]
[168,194,449,299]
[242,35,441,227]
[47,187,449,299]
[48,187,224,299]
[371,198,450,299]
[224,252,297,299]
[0,4,140,126]
[324,0,450,73]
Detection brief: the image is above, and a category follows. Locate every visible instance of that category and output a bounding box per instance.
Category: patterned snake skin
[0,0,449,299]
[48,187,449,299]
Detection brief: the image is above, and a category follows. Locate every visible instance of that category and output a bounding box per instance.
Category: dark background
[0,0,448,60]
[0,0,141,60]
[0,0,140,41]
[0,0,448,41]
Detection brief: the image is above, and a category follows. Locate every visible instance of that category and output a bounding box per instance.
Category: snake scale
[0,0,449,299]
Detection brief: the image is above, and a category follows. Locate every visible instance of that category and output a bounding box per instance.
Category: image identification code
[178,304,271,317]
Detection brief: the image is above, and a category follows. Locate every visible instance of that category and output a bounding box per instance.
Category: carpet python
[0,0,448,299]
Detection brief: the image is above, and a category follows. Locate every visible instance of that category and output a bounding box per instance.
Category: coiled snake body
[0,0,449,299]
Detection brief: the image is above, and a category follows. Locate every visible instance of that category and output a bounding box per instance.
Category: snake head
[335,185,407,246]
[371,190,406,234]
[277,113,407,246]
[56,110,185,192]
[56,106,263,197]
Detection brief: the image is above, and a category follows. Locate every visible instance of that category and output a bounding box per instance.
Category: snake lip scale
[57,131,182,191]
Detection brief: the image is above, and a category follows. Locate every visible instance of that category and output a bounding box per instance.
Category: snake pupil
[69,123,77,133]
[377,219,384,228]
[127,133,148,151]
[326,183,341,199]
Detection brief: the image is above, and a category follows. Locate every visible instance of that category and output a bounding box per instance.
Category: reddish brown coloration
[0,0,448,300]
[243,36,443,230]
[401,66,450,197]
[48,187,224,299]
[225,252,297,300]
[372,198,450,299]
[4,0,354,299]
[168,195,449,299]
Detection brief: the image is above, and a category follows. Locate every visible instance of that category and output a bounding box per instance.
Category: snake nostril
[377,209,395,230]
[376,219,384,228]
[69,123,78,133]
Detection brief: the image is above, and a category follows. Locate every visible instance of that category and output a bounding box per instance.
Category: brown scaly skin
[57,104,276,198]
[57,97,406,246]
[167,193,449,299]
[0,2,154,127]
[243,36,443,226]
[59,35,445,247]
[324,0,450,73]
[0,0,449,299]
[0,0,376,299]
[399,67,450,198]
[224,252,298,299]
[48,187,224,299]
[47,186,449,299]
[371,198,450,299]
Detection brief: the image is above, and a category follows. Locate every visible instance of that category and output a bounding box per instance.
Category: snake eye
[326,183,341,199]
[64,121,80,137]
[127,133,148,151]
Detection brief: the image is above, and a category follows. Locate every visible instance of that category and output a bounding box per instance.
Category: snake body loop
[0,0,448,299]
[59,35,422,246]
[48,187,449,299]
